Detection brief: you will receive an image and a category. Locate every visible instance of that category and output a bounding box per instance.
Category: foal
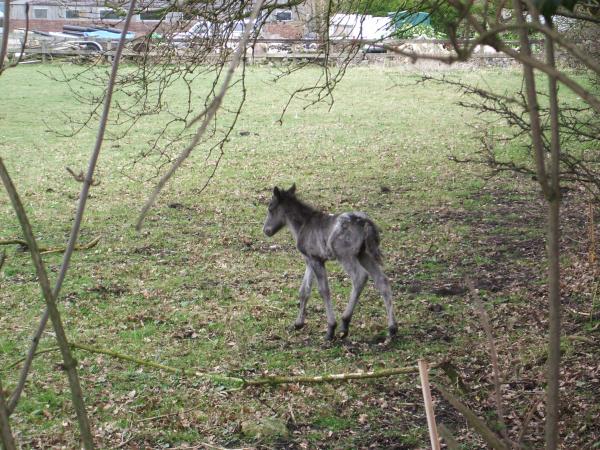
[263,184,398,340]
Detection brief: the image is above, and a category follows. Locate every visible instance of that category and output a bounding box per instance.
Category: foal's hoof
[388,323,399,338]
[339,318,351,339]
[293,322,305,331]
[325,323,337,341]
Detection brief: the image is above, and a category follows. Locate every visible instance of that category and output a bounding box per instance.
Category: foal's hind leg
[358,254,398,337]
[294,265,314,330]
[339,257,368,338]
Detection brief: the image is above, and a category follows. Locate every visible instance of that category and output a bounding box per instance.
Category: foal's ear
[288,183,296,195]
[273,186,281,198]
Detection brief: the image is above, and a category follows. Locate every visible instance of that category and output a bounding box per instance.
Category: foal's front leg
[306,257,337,340]
[294,265,314,330]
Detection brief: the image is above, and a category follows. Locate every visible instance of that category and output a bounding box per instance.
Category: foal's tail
[363,220,383,264]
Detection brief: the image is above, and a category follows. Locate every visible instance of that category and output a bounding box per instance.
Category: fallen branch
[0,236,100,254]
[3,346,61,372]
[5,340,445,389]
[565,335,596,345]
[518,396,543,446]
[466,278,510,446]
[434,383,508,450]
[68,342,245,388]
[246,360,444,386]
[438,423,460,450]
[439,360,470,394]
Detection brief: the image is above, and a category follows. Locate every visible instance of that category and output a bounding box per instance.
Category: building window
[66,9,80,18]
[33,8,48,19]
[275,9,292,21]
[139,10,164,20]
[100,8,123,19]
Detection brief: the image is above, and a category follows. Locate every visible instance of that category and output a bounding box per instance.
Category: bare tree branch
[0,0,10,74]
[456,2,600,114]
[7,0,138,429]
[0,378,16,450]
[135,0,267,230]
[555,7,600,24]
[0,158,94,449]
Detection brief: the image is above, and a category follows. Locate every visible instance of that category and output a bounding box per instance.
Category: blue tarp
[388,11,431,28]
[83,30,135,39]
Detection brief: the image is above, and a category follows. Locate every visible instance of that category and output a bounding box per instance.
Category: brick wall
[262,21,304,39]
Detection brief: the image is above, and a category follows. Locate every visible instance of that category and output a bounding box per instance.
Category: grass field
[1,63,598,449]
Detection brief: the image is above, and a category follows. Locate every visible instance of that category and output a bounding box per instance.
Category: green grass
[1,63,598,449]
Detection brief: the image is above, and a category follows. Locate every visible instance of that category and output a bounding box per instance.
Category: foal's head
[263,184,296,237]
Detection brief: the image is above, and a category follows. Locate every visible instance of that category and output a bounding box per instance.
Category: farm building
[328,14,393,40]
[2,0,316,38]
[5,0,181,33]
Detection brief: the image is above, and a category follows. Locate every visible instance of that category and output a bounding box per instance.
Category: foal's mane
[280,191,322,219]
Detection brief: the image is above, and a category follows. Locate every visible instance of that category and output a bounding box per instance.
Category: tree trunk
[0,379,16,450]
[544,19,562,450]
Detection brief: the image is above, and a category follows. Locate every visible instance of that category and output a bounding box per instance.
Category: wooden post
[418,359,440,450]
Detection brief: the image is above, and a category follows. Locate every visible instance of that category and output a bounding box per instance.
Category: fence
[5,35,540,66]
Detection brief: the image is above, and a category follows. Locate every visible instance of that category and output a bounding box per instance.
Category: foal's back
[327,212,382,263]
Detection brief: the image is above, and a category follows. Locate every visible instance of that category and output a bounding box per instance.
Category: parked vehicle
[172,20,213,47]
[172,19,261,48]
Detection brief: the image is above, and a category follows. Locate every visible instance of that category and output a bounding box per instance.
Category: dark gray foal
[263,184,398,340]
